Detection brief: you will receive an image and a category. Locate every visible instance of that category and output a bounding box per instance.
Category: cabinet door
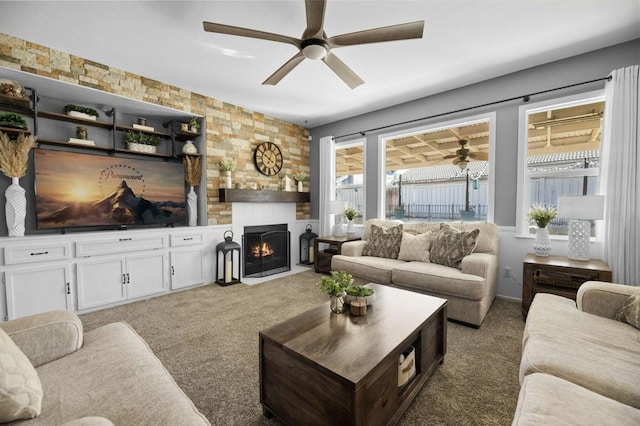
[77,258,126,310]
[126,252,166,299]
[170,249,204,290]
[4,265,72,320]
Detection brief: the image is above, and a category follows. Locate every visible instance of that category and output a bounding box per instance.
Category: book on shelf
[68,138,96,146]
[132,123,155,132]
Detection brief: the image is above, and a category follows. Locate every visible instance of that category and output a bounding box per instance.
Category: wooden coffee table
[259,283,447,425]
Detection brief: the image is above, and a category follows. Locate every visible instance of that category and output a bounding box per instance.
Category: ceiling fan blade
[303,0,327,39]
[322,51,364,89]
[203,22,300,47]
[442,154,459,159]
[262,52,306,86]
[469,152,489,161]
[327,21,424,48]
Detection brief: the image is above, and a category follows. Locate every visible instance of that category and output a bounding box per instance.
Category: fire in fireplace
[243,224,290,278]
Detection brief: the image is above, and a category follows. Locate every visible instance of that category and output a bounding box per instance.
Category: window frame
[334,137,366,224]
[515,90,605,238]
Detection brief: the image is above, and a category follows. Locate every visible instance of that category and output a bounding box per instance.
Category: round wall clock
[254,142,283,176]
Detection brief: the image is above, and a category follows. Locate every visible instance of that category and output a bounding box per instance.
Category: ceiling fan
[443,139,489,169]
[203,0,424,89]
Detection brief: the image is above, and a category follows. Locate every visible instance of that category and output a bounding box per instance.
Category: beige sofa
[331,220,499,327]
[513,282,640,425]
[0,310,210,425]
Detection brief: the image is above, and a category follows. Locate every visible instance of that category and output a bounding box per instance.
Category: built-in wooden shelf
[219,188,310,203]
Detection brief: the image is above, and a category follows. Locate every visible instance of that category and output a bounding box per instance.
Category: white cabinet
[170,249,204,290]
[77,252,167,310]
[4,264,73,320]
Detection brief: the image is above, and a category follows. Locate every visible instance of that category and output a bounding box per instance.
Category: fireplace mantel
[219,188,310,203]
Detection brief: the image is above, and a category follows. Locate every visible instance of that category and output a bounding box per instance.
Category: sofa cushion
[362,223,403,259]
[616,290,640,329]
[397,231,432,262]
[331,255,406,284]
[61,417,115,426]
[363,219,403,240]
[391,261,486,300]
[521,293,640,409]
[429,223,479,269]
[0,327,43,422]
[513,373,640,426]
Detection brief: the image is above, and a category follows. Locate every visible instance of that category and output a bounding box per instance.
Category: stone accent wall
[0,33,311,224]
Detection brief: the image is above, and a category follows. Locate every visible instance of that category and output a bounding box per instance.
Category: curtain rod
[332,76,612,141]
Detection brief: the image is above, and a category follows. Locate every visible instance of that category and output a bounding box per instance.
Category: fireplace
[243,224,290,278]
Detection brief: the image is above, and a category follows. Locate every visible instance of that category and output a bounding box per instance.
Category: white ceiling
[1,1,638,128]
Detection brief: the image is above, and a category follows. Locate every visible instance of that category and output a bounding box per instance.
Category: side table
[522,253,612,319]
[314,235,361,273]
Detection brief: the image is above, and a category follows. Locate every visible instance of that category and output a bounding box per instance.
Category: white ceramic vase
[5,177,26,237]
[346,219,355,236]
[187,186,197,227]
[224,171,232,189]
[297,181,303,192]
[533,227,551,257]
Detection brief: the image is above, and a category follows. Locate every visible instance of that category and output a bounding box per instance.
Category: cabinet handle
[119,238,132,242]
[183,237,193,241]
[171,266,175,275]
[122,274,126,285]
[30,251,49,256]
[66,283,70,295]
[126,273,130,284]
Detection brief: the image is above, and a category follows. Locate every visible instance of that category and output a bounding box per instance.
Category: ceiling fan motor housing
[301,38,329,60]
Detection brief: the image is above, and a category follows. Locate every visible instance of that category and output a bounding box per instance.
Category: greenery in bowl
[0,112,28,129]
[123,130,160,146]
[527,204,557,228]
[63,104,100,118]
[344,206,358,221]
[219,158,236,172]
[345,285,374,297]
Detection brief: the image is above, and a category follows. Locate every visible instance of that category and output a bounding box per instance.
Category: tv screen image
[34,149,187,229]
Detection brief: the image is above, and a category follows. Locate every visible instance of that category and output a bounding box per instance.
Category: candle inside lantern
[224,254,232,283]
[309,246,314,263]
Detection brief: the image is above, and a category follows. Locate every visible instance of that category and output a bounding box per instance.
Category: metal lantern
[299,224,318,265]
[216,230,241,286]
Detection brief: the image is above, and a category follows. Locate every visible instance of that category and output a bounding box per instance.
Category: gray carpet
[80,270,524,425]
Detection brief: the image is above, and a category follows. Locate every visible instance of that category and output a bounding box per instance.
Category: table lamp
[329,200,347,236]
[557,195,604,261]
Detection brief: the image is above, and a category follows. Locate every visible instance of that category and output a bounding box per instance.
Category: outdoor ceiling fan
[443,139,489,169]
[203,0,424,89]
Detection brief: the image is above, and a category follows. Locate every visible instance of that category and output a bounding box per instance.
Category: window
[380,113,495,222]
[516,91,605,236]
[335,139,365,224]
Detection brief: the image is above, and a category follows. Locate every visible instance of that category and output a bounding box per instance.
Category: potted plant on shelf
[219,158,236,189]
[123,130,160,153]
[63,104,100,120]
[344,206,358,235]
[188,117,200,133]
[293,172,307,192]
[318,271,354,313]
[0,112,28,129]
[527,204,558,257]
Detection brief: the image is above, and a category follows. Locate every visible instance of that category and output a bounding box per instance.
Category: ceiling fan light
[458,160,469,170]
[302,43,327,60]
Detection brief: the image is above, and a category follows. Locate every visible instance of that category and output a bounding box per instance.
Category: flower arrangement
[0,132,36,178]
[344,206,358,221]
[318,270,354,296]
[527,204,557,228]
[219,158,236,172]
[292,172,307,182]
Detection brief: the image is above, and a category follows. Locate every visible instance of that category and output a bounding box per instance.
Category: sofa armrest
[576,281,638,320]
[0,310,83,367]
[461,252,496,278]
[341,240,368,257]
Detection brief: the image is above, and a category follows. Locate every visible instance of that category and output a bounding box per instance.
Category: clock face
[254,142,283,176]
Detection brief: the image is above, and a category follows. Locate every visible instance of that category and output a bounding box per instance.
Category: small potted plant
[293,172,307,192]
[219,158,236,189]
[123,130,160,153]
[63,104,100,120]
[188,117,200,133]
[527,204,558,257]
[344,206,358,235]
[344,284,375,306]
[318,270,354,313]
[0,112,28,129]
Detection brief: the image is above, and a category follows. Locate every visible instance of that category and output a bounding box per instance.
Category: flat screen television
[34,149,187,230]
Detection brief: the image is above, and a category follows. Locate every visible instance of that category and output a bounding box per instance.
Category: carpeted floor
[80,270,524,425]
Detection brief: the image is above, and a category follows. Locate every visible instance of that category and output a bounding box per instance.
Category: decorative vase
[297,181,303,192]
[533,227,551,257]
[187,186,197,227]
[330,293,346,313]
[346,219,355,236]
[181,123,189,132]
[182,140,198,154]
[5,177,26,237]
[224,171,232,189]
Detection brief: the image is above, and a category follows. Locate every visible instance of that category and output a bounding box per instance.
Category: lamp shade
[329,200,347,214]
[557,195,604,220]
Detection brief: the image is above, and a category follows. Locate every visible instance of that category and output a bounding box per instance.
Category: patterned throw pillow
[428,223,480,269]
[362,223,404,259]
[616,290,640,329]
[398,231,432,262]
[0,327,43,422]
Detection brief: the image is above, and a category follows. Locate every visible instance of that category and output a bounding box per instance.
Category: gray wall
[309,39,639,225]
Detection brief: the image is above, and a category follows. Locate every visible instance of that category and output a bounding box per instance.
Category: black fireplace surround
[243,224,290,278]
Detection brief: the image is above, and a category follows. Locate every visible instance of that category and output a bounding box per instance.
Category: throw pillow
[429,223,480,269]
[616,290,640,330]
[362,223,403,259]
[398,231,432,262]
[0,327,43,422]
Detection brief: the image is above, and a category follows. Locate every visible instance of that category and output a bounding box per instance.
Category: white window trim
[515,90,605,238]
[377,112,497,221]
[335,137,366,223]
